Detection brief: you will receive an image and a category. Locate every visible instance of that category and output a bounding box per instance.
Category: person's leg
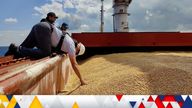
[4,27,36,58]
[18,46,50,59]
[20,27,36,48]
[19,24,51,59]
[35,23,52,56]
[4,43,18,56]
[19,23,52,59]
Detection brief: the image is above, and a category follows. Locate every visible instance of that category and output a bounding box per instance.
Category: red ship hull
[72,32,192,47]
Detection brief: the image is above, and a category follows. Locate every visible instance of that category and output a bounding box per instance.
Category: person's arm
[69,55,87,85]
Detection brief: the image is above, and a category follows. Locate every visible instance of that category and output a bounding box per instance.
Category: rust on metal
[0,55,74,95]
[0,56,29,69]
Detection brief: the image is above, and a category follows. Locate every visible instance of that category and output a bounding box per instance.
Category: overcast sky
[0,0,192,46]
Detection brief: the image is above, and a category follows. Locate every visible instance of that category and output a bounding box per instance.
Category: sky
[0,0,192,46]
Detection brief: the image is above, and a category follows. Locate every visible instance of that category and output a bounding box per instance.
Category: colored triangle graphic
[2,102,8,108]
[130,101,136,108]
[178,101,183,108]
[151,95,157,101]
[0,103,5,108]
[174,95,184,102]
[116,95,123,102]
[14,102,20,108]
[166,102,173,108]
[29,96,43,108]
[182,96,192,108]
[138,102,145,108]
[163,102,169,107]
[72,102,79,108]
[159,95,165,101]
[0,95,9,102]
[7,96,17,108]
[181,95,188,101]
[164,96,175,102]
[145,102,154,108]
[7,95,13,101]
[155,96,165,108]
[148,96,154,102]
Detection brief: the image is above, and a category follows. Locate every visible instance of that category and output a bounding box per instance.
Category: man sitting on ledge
[5,12,58,59]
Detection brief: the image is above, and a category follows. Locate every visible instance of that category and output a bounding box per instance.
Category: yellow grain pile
[63,52,192,95]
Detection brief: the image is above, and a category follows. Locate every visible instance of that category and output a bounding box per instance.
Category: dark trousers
[18,22,52,59]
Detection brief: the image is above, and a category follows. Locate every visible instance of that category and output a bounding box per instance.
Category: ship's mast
[100,0,104,32]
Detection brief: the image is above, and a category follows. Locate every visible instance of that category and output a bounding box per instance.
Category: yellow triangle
[29,96,43,108]
[72,102,79,108]
[7,96,17,108]
[0,103,5,108]
[0,95,9,102]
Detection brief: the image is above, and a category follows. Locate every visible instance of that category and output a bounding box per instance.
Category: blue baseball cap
[61,22,69,29]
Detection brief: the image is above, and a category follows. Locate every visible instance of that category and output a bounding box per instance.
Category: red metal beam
[72,32,192,47]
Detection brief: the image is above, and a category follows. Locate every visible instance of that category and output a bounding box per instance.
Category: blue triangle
[14,102,21,108]
[7,95,13,101]
[130,101,136,108]
[182,96,192,108]
[159,95,165,101]
[175,95,184,102]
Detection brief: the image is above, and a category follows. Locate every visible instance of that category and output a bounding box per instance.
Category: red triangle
[148,95,154,102]
[155,96,165,108]
[166,102,173,108]
[163,95,176,102]
[116,94,123,101]
[139,102,145,108]
[178,101,183,108]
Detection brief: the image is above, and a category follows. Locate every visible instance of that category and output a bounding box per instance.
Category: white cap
[78,43,85,56]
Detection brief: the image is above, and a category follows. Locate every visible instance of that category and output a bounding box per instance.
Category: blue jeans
[18,47,50,59]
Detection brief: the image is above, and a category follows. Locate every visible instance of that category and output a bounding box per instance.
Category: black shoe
[4,43,18,56]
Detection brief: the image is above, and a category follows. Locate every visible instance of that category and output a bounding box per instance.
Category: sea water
[0,46,8,57]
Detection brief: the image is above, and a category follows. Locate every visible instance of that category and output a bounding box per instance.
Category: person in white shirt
[51,22,87,86]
